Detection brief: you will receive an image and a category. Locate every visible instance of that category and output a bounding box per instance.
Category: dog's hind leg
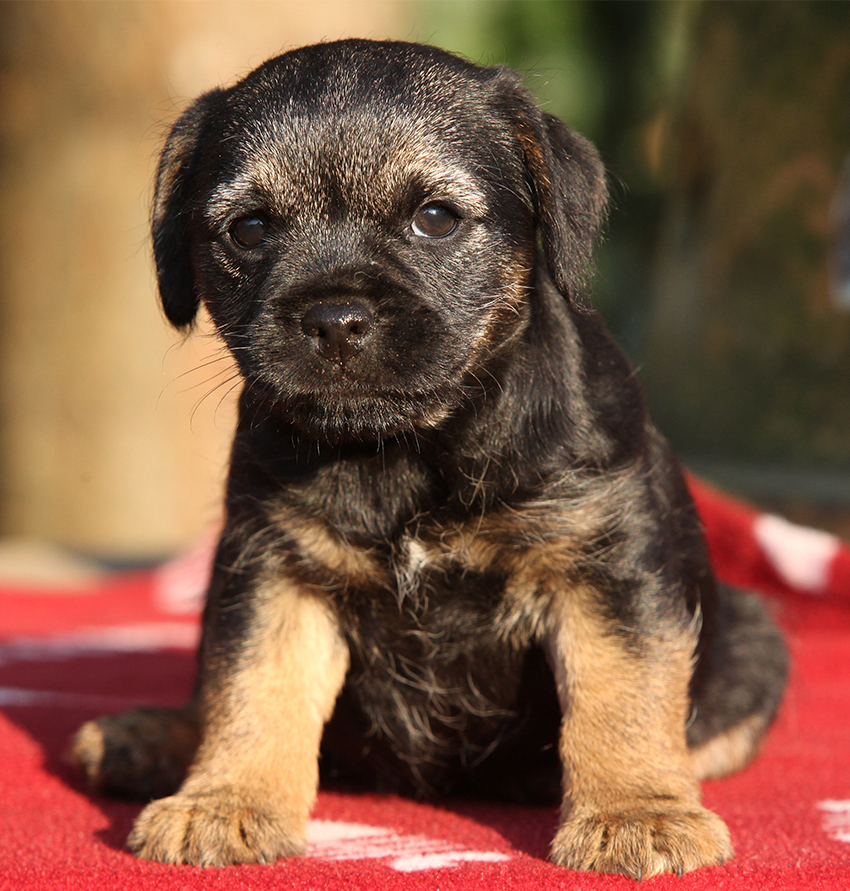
[687,586,789,780]
[72,705,199,800]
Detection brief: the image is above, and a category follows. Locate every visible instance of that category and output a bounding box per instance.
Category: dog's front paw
[550,802,733,879]
[128,789,306,866]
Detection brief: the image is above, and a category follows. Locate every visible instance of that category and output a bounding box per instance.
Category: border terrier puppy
[73,39,788,878]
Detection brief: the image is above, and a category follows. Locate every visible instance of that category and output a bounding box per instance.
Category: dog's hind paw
[550,802,733,879]
[70,707,198,800]
[128,789,306,866]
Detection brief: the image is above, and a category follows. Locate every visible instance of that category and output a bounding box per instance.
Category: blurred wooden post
[0,0,408,561]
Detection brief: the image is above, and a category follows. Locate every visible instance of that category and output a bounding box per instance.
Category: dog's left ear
[491,72,608,308]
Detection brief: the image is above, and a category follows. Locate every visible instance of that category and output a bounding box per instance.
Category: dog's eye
[229,216,267,249]
[411,203,459,239]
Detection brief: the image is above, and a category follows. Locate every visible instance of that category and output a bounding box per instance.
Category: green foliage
[416,0,603,135]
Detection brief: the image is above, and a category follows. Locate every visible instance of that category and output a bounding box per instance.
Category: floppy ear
[151,90,222,329]
[492,73,608,307]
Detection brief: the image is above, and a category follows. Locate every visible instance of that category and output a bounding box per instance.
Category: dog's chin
[275,390,456,445]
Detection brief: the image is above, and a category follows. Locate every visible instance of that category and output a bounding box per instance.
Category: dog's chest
[323,531,539,779]
[391,535,500,609]
[347,532,518,671]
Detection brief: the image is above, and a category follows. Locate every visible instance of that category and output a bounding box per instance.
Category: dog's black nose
[300,302,374,363]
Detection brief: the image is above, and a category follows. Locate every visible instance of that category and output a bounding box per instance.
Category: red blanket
[1,479,849,889]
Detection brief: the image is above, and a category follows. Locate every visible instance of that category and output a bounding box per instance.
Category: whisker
[188,372,243,432]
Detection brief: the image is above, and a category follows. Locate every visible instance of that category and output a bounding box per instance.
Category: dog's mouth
[230,294,489,441]
[288,388,458,441]
[237,336,476,443]
[239,377,460,443]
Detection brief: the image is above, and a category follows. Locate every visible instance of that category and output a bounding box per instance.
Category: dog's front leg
[547,585,733,879]
[128,568,349,866]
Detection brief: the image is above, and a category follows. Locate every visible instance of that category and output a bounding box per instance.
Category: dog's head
[153,39,606,442]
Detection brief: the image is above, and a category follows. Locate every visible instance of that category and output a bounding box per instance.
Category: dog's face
[153,40,606,441]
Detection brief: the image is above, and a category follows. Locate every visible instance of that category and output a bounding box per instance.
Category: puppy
[72,39,788,878]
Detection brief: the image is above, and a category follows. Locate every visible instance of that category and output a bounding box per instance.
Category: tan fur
[690,713,770,781]
[279,511,383,584]
[128,578,349,865]
[394,496,614,646]
[545,586,733,878]
[423,503,593,575]
[409,476,635,607]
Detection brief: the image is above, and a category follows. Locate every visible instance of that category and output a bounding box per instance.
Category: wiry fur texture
[72,40,788,879]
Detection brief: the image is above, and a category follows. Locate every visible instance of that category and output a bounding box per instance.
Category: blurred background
[0,0,848,577]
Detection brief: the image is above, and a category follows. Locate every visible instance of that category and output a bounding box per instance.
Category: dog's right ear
[151,90,222,329]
